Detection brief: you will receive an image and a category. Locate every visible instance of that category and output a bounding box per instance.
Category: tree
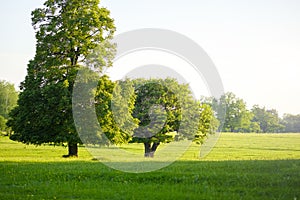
[7,0,115,157]
[197,103,219,142]
[249,121,261,133]
[251,105,284,133]
[0,80,18,134]
[130,78,217,157]
[71,69,139,149]
[0,81,18,119]
[281,114,300,132]
[0,115,7,132]
[210,92,253,132]
[94,76,139,145]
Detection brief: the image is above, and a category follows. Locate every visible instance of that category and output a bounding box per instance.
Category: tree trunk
[144,142,160,158]
[144,142,151,157]
[150,142,160,157]
[63,143,78,157]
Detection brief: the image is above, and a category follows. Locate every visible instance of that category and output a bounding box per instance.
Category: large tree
[130,78,217,157]
[7,0,115,157]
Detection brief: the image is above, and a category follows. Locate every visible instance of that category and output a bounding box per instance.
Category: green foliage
[251,105,284,133]
[94,76,138,145]
[75,77,217,157]
[8,67,80,145]
[7,0,115,155]
[0,115,7,132]
[0,80,18,119]
[210,92,253,132]
[249,121,261,133]
[31,0,115,69]
[131,79,179,144]
[130,78,217,156]
[281,114,300,132]
[0,80,18,134]
[203,93,286,133]
[196,103,219,144]
[72,71,138,147]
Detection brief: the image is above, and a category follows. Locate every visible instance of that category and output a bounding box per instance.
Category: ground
[0,133,299,199]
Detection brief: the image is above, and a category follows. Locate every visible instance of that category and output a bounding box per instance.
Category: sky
[0,0,300,116]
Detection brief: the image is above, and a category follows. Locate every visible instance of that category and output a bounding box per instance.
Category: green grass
[184,133,300,161]
[0,133,299,199]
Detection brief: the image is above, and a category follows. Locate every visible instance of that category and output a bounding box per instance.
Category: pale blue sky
[1,0,300,115]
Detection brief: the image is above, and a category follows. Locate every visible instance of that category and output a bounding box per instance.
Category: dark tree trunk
[63,143,78,157]
[144,142,151,157]
[144,142,160,158]
[150,142,160,157]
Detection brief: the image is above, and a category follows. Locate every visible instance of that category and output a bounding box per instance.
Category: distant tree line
[0,81,18,134]
[281,114,300,133]
[202,92,300,133]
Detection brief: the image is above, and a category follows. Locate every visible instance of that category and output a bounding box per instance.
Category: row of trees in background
[203,92,300,133]
[0,81,18,133]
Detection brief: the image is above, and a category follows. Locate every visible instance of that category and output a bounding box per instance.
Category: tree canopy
[130,78,218,157]
[251,105,284,133]
[206,92,253,132]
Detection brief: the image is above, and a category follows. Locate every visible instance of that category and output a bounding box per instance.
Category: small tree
[7,0,115,157]
[196,103,219,143]
[95,76,139,145]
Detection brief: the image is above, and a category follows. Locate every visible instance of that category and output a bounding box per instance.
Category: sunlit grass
[1,133,299,162]
[0,133,299,199]
[183,133,300,161]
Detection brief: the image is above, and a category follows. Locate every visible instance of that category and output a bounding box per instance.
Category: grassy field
[0,133,299,199]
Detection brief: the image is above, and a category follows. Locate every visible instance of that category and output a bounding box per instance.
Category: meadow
[0,133,299,199]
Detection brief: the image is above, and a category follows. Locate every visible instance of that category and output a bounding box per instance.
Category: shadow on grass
[0,159,299,199]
